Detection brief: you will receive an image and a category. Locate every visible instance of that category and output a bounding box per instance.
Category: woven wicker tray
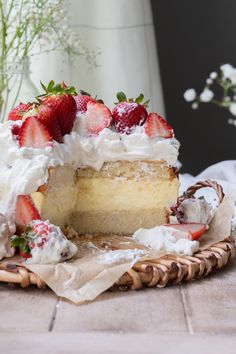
[0,237,235,290]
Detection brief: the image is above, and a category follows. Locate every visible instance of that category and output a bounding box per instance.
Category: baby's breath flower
[210,72,217,79]
[200,89,214,102]
[192,102,198,109]
[183,89,196,102]
[206,78,213,85]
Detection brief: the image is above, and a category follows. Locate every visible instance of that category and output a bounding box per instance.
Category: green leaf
[10,236,25,248]
[96,99,104,104]
[47,80,55,92]
[19,243,30,254]
[143,99,150,107]
[116,92,127,102]
[135,93,144,104]
[40,81,47,93]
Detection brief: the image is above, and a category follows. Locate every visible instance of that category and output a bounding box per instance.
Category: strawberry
[19,116,53,148]
[15,195,41,228]
[36,104,62,143]
[8,102,32,121]
[11,122,22,140]
[83,101,113,135]
[144,113,174,138]
[40,81,77,136]
[165,223,207,241]
[112,92,148,134]
[74,93,96,114]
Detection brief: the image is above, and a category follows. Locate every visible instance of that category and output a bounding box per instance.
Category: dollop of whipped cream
[25,220,78,264]
[0,118,179,260]
[133,225,199,256]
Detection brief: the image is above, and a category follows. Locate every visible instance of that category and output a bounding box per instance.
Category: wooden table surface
[1,257,236,354]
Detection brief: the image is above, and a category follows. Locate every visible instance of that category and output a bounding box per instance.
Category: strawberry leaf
[116,92,127,102]
[11,235,25,248]
[135,93,144,104]
[47,80,55,92]
[40,81,47,92]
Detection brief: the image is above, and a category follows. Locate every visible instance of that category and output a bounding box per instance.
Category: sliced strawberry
[74,94,96,114]
[19,116,53,148]
[15,195,41,228]
[36,104,63,143]
[165,223,207,241]
[19,250,32,259]
[83,101,112,135]
[8,102,32,121]
[144,113,174,138]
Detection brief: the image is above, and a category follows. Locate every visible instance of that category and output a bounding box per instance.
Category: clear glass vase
[0,59,38,122]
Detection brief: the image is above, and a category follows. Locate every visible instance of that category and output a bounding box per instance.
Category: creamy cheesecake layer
[31,161,179,235]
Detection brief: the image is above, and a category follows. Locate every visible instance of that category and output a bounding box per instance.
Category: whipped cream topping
[133,225,199,256]
[0,117,179,260]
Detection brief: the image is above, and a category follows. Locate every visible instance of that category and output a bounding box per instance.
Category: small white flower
[225,96,231,102]
[183,89,196,102]
[210,72,217,79]
[200,89,214,102]
[192,102,199,109]
[229,68,236,85]
[229,103,236,116]
[206,78,213,85]
[220,64,234,79]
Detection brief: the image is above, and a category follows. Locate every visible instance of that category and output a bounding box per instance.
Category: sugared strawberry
[15,195,41,228]
[112,92,148,134]
[83,101,112,135]
[74,93,96,114]
[19,116,52,148]
[8,102,32,121]
[165,223,207,241]
[144,113,174,138]
[40,81,77,136]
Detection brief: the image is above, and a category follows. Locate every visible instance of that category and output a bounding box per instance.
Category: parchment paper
[21,195,235,304]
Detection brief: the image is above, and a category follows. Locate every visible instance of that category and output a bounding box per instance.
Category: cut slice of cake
[31,160,179,235]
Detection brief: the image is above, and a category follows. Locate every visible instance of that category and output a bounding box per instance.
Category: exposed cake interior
[31,160,179,235]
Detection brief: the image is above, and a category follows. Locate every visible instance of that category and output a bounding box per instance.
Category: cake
[0,82,180,261]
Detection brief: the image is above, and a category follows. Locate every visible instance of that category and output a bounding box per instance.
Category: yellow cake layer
[31,161,179,235]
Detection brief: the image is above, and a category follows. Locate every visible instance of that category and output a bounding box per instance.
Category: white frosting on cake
[0,117,180,260]
[133,225,199,256]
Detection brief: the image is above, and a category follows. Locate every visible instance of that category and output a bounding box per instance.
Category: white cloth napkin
[180,160,236,232]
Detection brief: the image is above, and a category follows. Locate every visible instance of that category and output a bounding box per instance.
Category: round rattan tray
[0,237,235,290]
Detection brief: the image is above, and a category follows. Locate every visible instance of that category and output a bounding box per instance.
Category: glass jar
[0,58,38,122]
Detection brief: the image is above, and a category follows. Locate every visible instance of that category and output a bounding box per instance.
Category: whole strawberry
[40,81,77,136]
[8,102,32,121]
[112,92,149,134]
[74,92,96,114]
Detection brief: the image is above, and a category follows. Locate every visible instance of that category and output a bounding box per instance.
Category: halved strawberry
[165,223,207,241]
[19,116,53,148]
[15,195,41,228]
[144,113,174,138]
[83,101,112,135]
[74,94,96,114]
[36,104,62,143]
[8,102,32,121]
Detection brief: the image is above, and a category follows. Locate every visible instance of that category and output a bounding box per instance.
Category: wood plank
[53,286,187,333]
[181,258,236,334]
[1,333,236,354]
[0,283,57,332]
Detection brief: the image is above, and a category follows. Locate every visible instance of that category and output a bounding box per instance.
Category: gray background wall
[151,0,236,175]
